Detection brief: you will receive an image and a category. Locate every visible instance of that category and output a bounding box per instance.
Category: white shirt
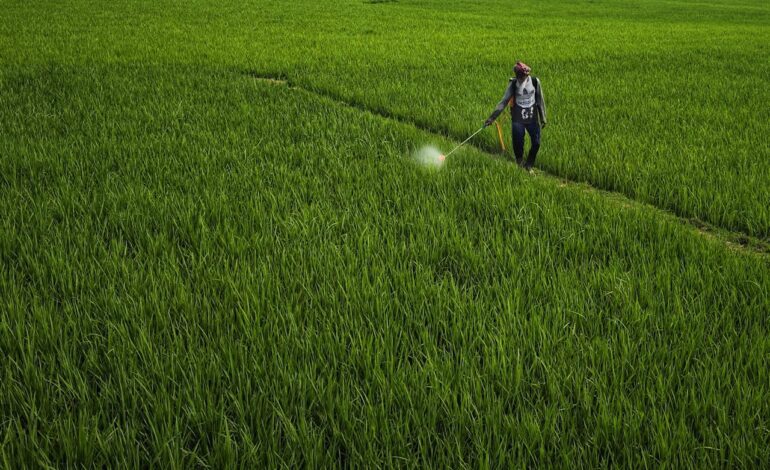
[515,77,536,109]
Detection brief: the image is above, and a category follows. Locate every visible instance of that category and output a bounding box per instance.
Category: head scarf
[514,61,531,79]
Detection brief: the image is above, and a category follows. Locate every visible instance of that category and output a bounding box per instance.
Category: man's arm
[536,78,547,125]
[485,80,514,125]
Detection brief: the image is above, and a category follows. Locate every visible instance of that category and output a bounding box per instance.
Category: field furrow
[246,71,770,257]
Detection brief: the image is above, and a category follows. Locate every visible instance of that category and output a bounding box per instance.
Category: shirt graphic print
[512,78,537,124]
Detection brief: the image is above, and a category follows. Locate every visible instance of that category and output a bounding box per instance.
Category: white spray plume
[414,145,446,169]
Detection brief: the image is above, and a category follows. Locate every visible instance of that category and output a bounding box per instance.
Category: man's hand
[541,122,548,129]
[484,118,494,128]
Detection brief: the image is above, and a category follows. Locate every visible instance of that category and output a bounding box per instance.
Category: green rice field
[1,0,769,467]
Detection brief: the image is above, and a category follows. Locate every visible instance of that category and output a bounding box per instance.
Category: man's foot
[524,165,535,174]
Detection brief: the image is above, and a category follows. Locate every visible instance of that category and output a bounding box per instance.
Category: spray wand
[441,126,486,159]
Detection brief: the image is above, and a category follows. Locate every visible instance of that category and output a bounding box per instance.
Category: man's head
[514,61,531,80]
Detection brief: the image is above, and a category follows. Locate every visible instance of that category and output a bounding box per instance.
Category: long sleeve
[535,78,547,124]
[487,80,514,122]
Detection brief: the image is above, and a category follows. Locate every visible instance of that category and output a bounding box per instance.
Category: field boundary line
[246,72,770,258]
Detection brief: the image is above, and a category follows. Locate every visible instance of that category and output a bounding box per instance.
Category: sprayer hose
[494,121,506,151]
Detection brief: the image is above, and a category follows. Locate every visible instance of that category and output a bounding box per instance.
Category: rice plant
[1,0,769,467]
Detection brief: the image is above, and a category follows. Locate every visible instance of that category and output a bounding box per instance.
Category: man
[484,61,547,171]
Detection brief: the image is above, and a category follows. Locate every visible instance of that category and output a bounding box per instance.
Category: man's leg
[511,122,525,165]
[524,122,541,169]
